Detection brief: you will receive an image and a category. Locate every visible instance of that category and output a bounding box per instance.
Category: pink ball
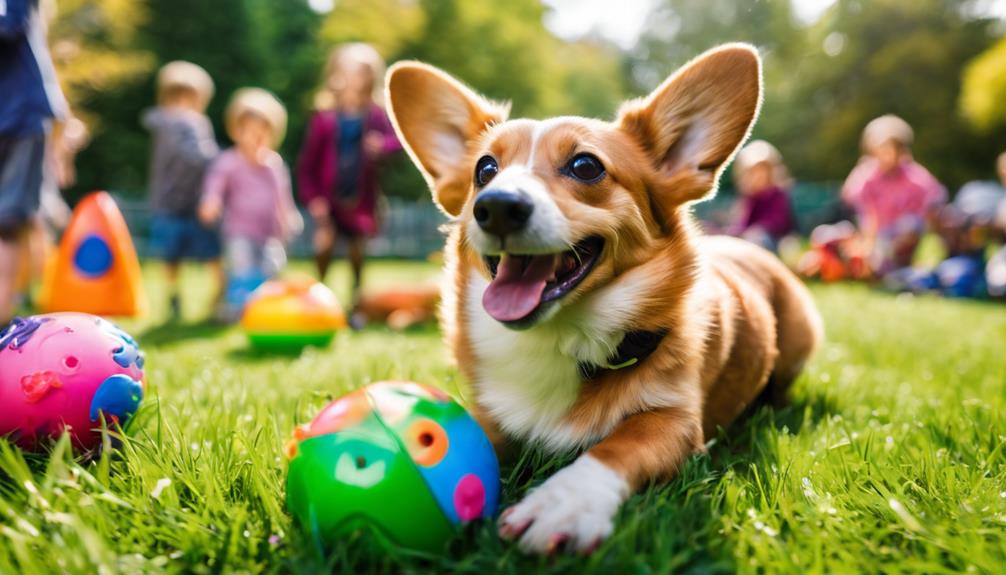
[0,313,145,451]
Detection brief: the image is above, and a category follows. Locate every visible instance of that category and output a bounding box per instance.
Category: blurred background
[49,0,1006,256]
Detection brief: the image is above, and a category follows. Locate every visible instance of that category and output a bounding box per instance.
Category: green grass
[2,260,1006,574]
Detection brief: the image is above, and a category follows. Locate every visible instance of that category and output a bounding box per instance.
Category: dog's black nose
[473,189,534,237]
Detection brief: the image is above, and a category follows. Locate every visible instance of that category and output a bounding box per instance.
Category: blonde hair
[733,140,792,192]
[314,43,386,110]
[226,88,287,148]
[862,114,913,153]
[157,61,214,110]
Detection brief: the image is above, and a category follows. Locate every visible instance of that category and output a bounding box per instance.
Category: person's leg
[314,222,335,281]
[150,215,186,320]
[348,235,366,306]
[0,133,45,324]
[190,218,225,320]
[220,235,261,322]
[0,228,25,324]
[207,258,225,311]
[262,238,286,280]
[165,261,182,320]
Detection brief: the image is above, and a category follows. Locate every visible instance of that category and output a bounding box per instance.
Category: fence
[117,197,449,259]
[111,182,842,260]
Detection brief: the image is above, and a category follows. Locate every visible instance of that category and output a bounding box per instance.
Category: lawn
[2,260,1005,574]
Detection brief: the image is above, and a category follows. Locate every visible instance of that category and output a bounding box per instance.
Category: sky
[541,0,655,50]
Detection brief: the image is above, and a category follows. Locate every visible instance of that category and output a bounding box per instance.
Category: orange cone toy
[40,192,146,316]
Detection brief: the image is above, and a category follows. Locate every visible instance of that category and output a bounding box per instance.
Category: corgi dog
[385,44,822,554]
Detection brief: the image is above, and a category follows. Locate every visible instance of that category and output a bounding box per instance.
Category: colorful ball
[0,313,145,451]
[241,276,346,351]
[285,381,500,552]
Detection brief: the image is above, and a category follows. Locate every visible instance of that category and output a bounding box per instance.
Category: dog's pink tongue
[483,253,557,322]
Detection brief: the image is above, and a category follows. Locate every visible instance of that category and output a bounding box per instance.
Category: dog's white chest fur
[461,273,638,452]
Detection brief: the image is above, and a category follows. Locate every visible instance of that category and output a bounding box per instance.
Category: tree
[631,0,1006,191]
[70,0,324,198]
[961,35,1006,132]
[48,0,153,120]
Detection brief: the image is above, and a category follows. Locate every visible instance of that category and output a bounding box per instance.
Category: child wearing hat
[729,139,796,252]
[841,114,946,275]
[297,43,402,318]
[199,88,303,321]
[142,61,221,320]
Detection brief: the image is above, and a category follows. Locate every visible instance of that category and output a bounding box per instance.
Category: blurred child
[984,152,1006,297]
[729,140,796,252]
[200,88,302,321]
[141,61,221,320]
[297,43,401,316]
[885,152,1006,298]
[841,115,946,275]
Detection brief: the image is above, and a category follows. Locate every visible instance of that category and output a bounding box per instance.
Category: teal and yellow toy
[285,381,500,552]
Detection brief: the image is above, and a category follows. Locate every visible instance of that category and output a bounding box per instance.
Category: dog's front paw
[499,455,628,554]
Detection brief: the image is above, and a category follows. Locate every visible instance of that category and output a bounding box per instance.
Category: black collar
[578,328,668,381]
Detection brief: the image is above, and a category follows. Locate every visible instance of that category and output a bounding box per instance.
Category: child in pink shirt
[842,115,946,274]
[200,88,302,319]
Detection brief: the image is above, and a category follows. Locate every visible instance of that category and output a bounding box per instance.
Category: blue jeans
[148,214,222,263]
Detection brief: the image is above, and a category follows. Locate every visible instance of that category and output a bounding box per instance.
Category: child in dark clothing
[729,140,796,252]
[297,43,401,319]
[141,60,221,320]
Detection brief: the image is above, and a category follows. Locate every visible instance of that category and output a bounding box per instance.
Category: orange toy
[40,192,146,316]
[356,284,441,331]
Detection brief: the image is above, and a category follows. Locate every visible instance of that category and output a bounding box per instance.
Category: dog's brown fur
[386,44,823,552]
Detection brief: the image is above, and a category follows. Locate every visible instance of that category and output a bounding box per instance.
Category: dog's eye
[475,156,499,187]
[568,154,605,183]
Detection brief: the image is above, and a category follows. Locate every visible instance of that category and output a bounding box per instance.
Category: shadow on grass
[136,319,230,347]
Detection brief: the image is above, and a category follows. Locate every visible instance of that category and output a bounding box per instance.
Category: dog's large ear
[386,62,509,217]
[618,44,762,208]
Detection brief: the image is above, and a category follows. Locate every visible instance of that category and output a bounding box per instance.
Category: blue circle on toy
[74,235,114,277]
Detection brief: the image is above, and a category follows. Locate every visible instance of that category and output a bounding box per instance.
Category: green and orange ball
[241,276,345,351]
[285,382,500,552]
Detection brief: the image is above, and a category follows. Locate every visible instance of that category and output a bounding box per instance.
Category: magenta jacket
[730,186,796,240]
[296,105,402,235]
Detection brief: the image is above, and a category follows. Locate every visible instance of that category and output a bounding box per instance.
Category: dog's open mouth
[481,236,604,325]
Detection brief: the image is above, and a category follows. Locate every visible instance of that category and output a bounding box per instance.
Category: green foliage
[48,0,154,126]
[317,0,424,58]
[631,0,1006,191]
[63,0,626,203]
[70,0,326,200]
[2,262,1006,573]
[961,35,1006,132]
[55,0,1006,203]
